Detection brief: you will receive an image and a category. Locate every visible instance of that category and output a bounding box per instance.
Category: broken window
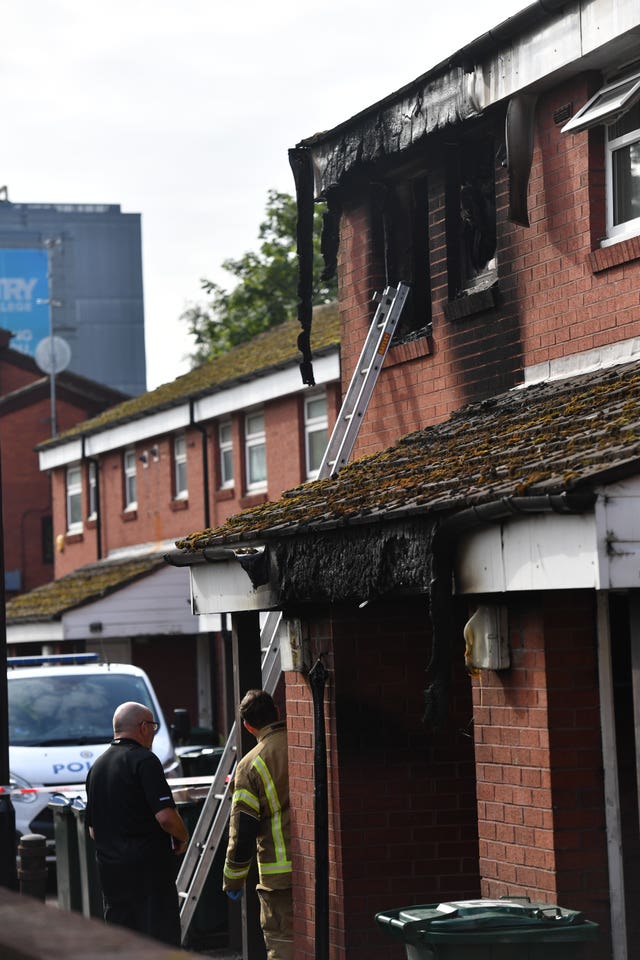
[371,175,432,342]
[446,133,497,300]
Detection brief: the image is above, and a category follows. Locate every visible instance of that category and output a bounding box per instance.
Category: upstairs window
[87,461,98,520]
[371,175,432,341]
[562,71,640,243]
[245,411,266,491]
[446,133,497,300]
[173,434,188,499]
[66,464,82,533]
[123,448,137,510]
[218,419,234,488]
[305,392,328,479]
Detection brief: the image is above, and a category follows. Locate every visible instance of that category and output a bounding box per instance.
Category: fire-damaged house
[172,3,640,959]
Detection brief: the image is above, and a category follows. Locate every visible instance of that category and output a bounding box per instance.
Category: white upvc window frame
[123,447,138,511]
[562,71,640,244]
[245,410,267,491]
[218,419,234,488]
[66,463,83,534]
[173,433,188,500]
[304,390,328,480]
[87,460,98,521]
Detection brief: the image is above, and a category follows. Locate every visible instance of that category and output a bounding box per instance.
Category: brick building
[7,306,340,733]
[173,4,640,960]
[0,328,125,597]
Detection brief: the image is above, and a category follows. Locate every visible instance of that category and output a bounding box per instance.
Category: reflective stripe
[233,787,260,814]
[252,755,289,875]
[224,862,251,880]
[260,861,292,876]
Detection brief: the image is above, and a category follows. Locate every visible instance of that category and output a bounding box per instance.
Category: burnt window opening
[371,176,432,343]
[446,134,497,300]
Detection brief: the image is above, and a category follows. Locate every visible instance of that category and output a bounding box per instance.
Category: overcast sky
[1,0,530,390]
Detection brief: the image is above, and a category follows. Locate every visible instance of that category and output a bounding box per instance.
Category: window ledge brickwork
[387,334,433,367]
[444,283,500,322]
[121,509,138,523]
[239,492,268,509]
[590,234,640,273]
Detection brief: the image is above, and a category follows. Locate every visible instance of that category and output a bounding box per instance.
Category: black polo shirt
[85,738,177,899]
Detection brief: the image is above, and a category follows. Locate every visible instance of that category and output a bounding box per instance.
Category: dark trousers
[103,882,181,946]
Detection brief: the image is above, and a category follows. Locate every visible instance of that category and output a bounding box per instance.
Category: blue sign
[0,248,50,357]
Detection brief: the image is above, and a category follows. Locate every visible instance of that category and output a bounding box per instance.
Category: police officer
[85,701,189,945]
[223,689,292,960]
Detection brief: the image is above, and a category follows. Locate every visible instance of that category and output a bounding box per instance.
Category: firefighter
[223,689,292,960]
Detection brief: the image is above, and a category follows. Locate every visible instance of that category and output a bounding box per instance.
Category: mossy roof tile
[176,360,640,551]
[39,304,340,448]
[6,555,167,624]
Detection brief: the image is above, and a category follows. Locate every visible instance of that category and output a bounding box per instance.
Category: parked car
[7,653,182,848]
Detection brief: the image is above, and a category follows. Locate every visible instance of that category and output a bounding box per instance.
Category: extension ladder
[177,282,409,941]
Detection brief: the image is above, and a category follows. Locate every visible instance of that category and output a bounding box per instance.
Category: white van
[7,654,182,846]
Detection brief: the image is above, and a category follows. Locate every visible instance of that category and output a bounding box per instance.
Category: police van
[7,654,182,846]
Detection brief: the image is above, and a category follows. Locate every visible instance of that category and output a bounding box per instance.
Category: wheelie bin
[375,898,599,960]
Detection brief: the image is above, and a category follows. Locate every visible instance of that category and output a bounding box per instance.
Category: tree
[182,190,337,363]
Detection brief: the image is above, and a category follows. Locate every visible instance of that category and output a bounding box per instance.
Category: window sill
[216,487,235,501]
[239,492,268,509]
[590,234,640,273]
[387,332,433,366]
[121,509,138,522]
[444,282,500,322]
[86,518,97,530]
[65,531,84,545]
[169,498,189,512]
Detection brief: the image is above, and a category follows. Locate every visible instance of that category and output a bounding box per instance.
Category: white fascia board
[594,476,640,590]
[455,512,599,594]
[484,1,640,107]
[39,439,83,471]
[85,404,191,456]
[194,351,339,423]
[190,560,281,614]
[7,622,65,645]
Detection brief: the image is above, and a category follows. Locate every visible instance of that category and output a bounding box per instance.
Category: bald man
[85,701,189,946]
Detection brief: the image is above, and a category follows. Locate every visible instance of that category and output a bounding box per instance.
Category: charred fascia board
[170,490,596,605]
[298,0,638,197]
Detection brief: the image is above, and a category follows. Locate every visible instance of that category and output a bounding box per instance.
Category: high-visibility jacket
[223,720,291,892]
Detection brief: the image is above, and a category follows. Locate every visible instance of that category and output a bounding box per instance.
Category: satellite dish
[35,336,72,375]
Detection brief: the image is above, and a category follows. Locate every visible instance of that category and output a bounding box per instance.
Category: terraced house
[6,305,340,735]
[172,3,640,960]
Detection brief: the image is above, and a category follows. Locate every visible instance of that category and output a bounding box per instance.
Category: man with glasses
[85,700,189,945]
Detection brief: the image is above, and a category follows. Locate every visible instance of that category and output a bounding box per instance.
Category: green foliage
[183,190,337,363]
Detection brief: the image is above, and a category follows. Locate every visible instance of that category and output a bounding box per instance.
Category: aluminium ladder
[177,282,410,941]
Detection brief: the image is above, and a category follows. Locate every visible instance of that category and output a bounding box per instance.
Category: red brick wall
[471,591,609,959]
[53,383,341,576]
[338,74,640,463]
[286,598,479,960]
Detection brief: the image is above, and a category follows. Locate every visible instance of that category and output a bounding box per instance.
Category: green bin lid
[376,899,599,944]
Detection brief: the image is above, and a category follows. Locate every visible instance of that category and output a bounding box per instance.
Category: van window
[8,673,155,746]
